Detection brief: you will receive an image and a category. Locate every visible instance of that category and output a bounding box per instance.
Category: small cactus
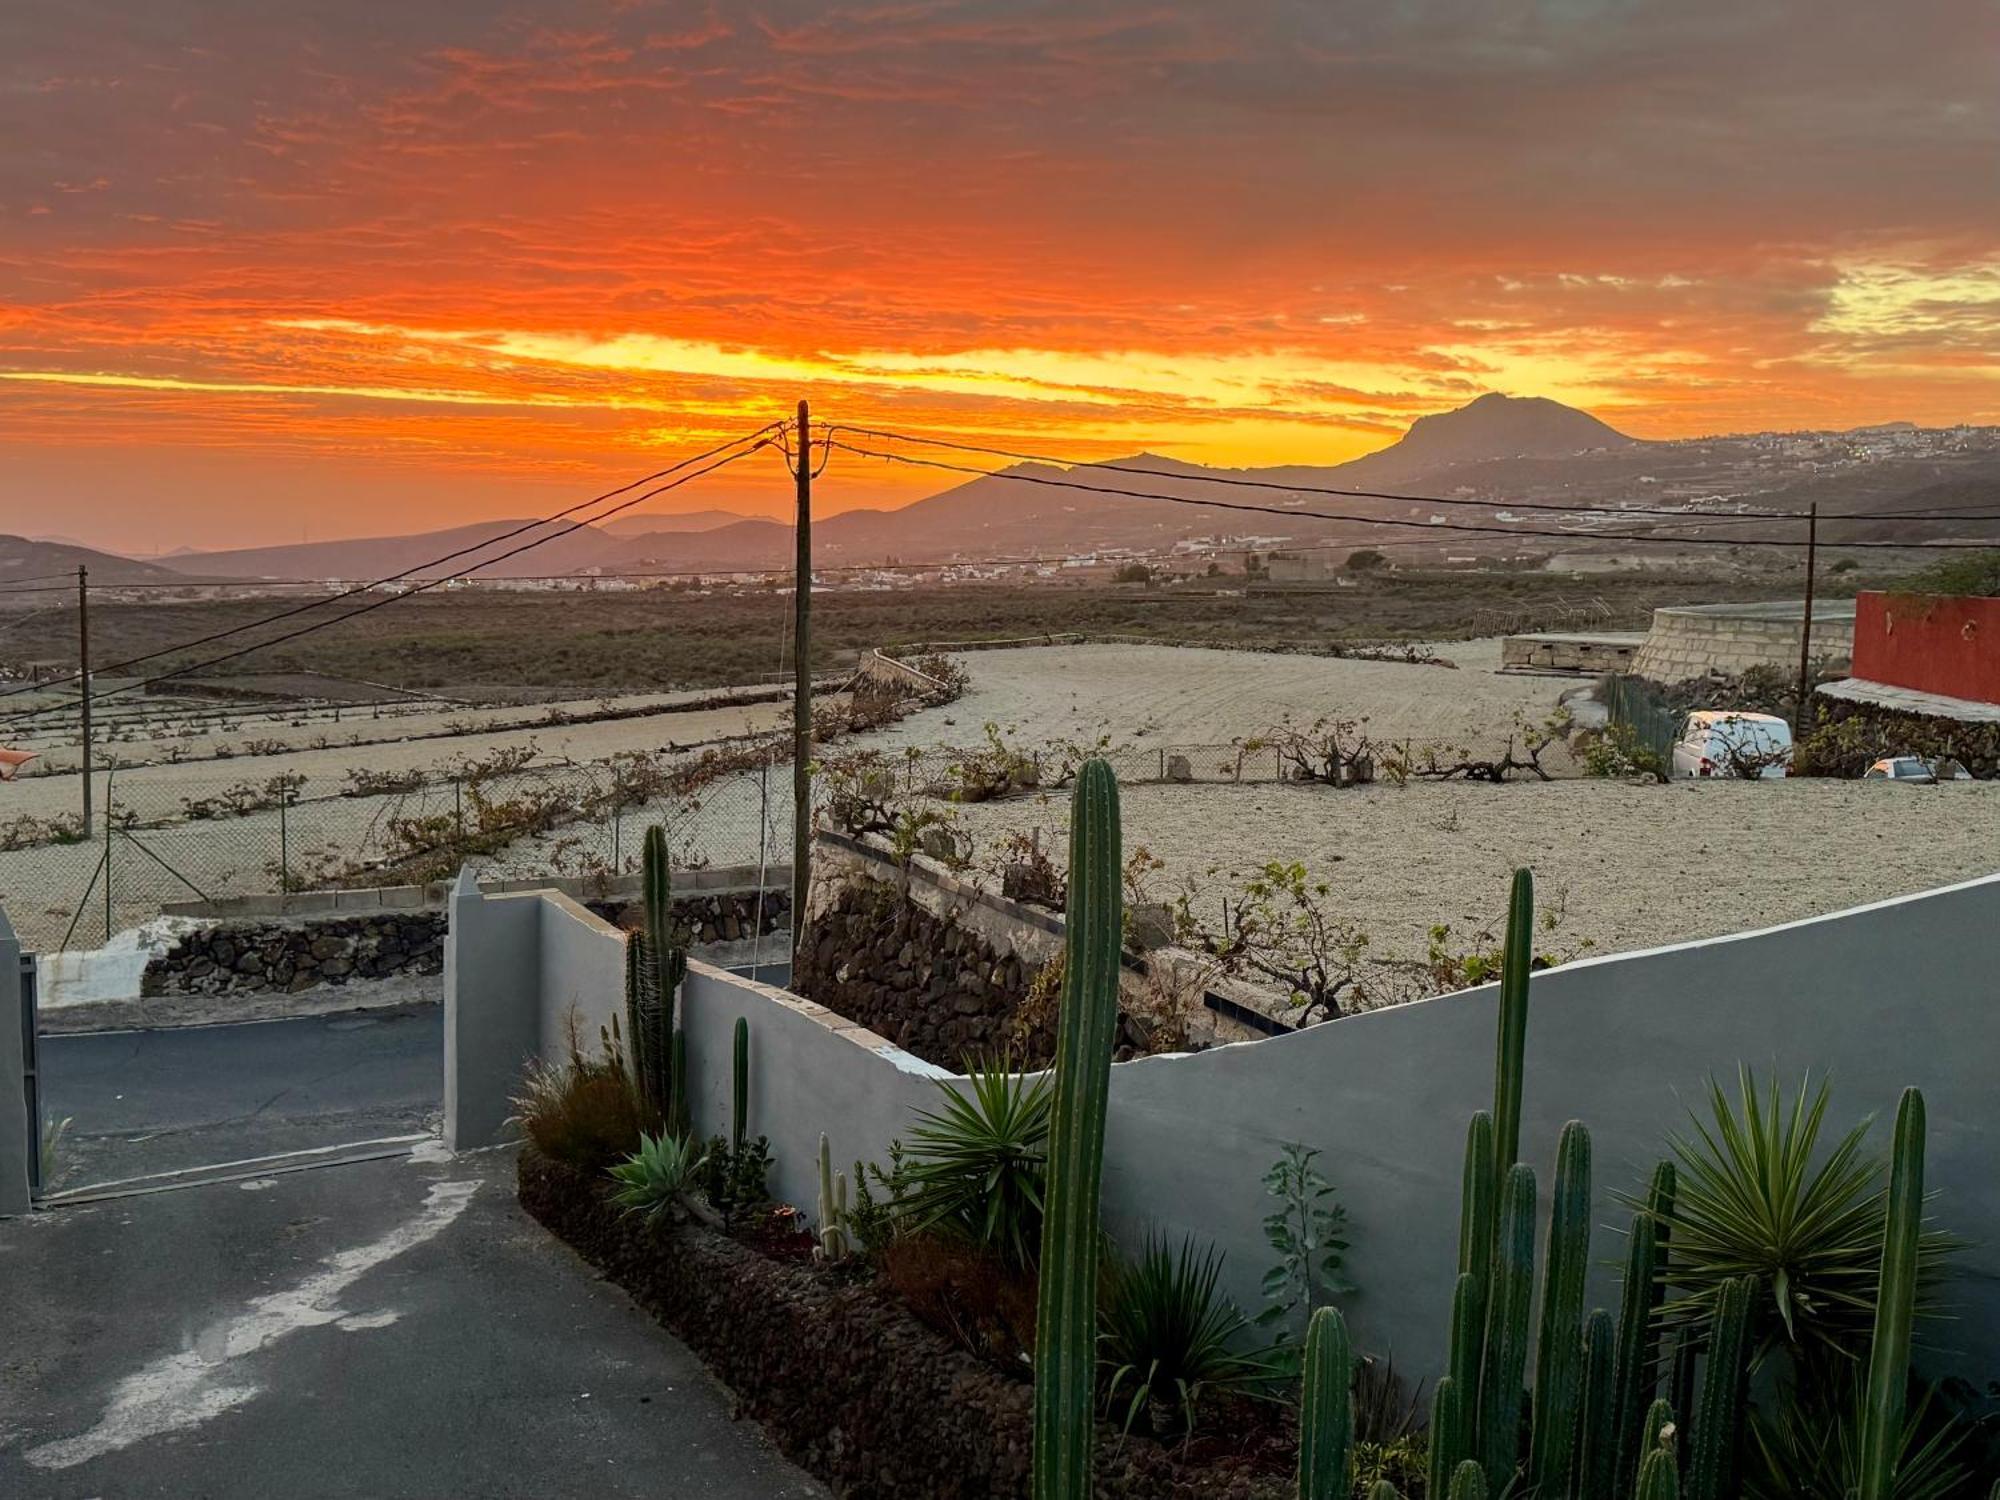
[1614,1161,1677,1492]
[1574,1307,1617,1500]
[1427,1375,1467,1500]
[1448,1461,1488,1500]
[1297,1306,1353,1500]
[814,1133,851,1262]
[1636,1444,1681,1500]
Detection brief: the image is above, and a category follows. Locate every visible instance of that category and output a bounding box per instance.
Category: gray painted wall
[0,907,29,1215]
[445,870,2000,1382]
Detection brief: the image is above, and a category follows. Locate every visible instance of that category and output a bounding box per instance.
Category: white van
[1670,711,1793,779]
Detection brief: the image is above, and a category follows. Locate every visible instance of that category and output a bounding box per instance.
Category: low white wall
[445,865,2000,1382]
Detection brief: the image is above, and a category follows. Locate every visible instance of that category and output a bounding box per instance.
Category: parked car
[1862,756,1972,784]
[1670,710,1794,779]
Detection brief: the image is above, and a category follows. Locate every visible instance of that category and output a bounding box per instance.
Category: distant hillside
[0,535,194,588]
[162,518,627,581]
[598,508,751,538]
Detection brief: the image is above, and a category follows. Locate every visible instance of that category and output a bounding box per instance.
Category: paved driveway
[0,1147,828,1499]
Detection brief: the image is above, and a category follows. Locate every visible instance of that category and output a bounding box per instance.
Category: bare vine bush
[179,772,308,821]
[1173,860,1371,1023]
[1270,714,1381,787]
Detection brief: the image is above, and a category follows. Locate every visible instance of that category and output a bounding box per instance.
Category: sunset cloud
[1,0,1996,547]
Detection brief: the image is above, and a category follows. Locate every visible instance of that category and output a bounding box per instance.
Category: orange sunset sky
[2,1,1998,552]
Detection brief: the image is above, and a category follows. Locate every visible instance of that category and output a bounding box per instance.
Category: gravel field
[940,776,2000,1001]
[859,639,1579,764]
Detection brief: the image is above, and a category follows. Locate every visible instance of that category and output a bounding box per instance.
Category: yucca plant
[1744,1381,1971,1500]
[899,1060,1053,1271]
[1644,1068,1955,1370]
[1099,1230,1282,1440]
[607,1130,708,1226]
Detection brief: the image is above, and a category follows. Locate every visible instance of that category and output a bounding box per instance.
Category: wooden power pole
[1793,502,1818,735]
[791,400,812,968]
[77,564,93,824]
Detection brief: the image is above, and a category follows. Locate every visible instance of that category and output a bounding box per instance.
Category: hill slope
[0,535,195,588]
[162,519,627,581]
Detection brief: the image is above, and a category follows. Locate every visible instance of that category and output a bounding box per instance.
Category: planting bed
[518,1147,1291,1500]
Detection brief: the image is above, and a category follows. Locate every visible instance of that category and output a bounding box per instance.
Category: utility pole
[1793,502,1819,735]
[791,400,812,969]
[77,565,93,824]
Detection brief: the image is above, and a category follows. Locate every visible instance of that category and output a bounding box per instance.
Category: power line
[832,422,2000,527]
[825,438,1999,551]
[0,424,782,708]
[0,438,783,729]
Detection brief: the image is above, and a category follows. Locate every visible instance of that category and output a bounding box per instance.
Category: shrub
[1644,1069,1958,1371]
[1346,549,1387,572]
[692,1133,773,1220]
[1099,1231,1282,1439]
[607,1131,709,1227]
[882,1231,1039,1371]
[510,1018,651,1174]
[1255,1143,1353,1350]
[896,1063,1051,1271]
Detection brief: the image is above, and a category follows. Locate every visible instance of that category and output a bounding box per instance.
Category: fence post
[612,788,623,874]
[453,777,465,845]
[279,787,290,895]
[102,776,114,945]
[1159,747,1166,781]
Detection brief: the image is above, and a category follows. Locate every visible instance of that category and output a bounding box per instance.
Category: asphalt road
[39,1005,442,1190]
[0,1149,829,1499]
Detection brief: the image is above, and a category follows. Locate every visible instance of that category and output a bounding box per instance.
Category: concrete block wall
[444,868,2000,1382]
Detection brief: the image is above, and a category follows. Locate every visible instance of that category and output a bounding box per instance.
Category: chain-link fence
[0,740,1288,953]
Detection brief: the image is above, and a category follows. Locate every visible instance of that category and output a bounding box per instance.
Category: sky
[2,0,1998,552]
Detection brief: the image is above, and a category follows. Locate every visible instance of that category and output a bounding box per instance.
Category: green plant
[1745,1379,1972,1500]
[1447,1459,1487,1500]
[1860,1088,1926,1500]
[1614,1160,1678,1491]
[1031,756,1122,1500]
[1427,1376,1467,1500]
[1575,1306,1618,1499]
[1478,1161,1537,1484]
[1637,1440,1682,1500]
[1688,1274,1754,1500]
[1172,859,1370,1021]
[1648,1069,1955,1370]
[692,1132,772,1218]
[848,1143,907,1257]
[898,1063,1052,1271]
[731,1016,750,1153]
[606,1130,708,1226]
[1256,1143,1353,1347]
[1526,1119,1592,1494]
[1354,1435,1425,1497]
[1296,1304,1352,1499]
[1098,1231,1280,1441]
[636,824,689,1131]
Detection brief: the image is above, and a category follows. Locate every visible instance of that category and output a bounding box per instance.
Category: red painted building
[1850,591,2000,706]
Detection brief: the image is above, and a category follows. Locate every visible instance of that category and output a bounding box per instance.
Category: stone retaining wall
[1632,601,1854,682]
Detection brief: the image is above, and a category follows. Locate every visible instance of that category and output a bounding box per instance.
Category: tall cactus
[1528,1120,1592,1494]
[1614,1161,1677,1491]
[731,1016,750,1154]
[1297,1305,1353,1500]
[814,1132,851,1262]
[1458,1110,1497,1284]
[1479,1162,1537,1485]
[1491,868,1534,1188]
[1446,1271,1484,1440]
[1427,1376,1467,1500]
[1448,1461,1488,1500]
[1688,1275,1752,1500]
[641,824,690,1135]
[1573,1307,1617,1500]
[1858,1087,1927,1500]
[1030,758,1123,1500]
[623,930,667,1119]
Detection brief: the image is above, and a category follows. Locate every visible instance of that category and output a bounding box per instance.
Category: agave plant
[607,1131,708,1226]
[1098,1230,1282,1440]
[897,1061,1052,1270]
[1644,1069,1956,1369]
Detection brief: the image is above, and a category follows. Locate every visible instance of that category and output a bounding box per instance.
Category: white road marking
[25,1178,478,1470]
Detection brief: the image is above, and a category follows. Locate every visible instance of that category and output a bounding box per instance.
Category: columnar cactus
[1491,868,1534,1187]
[641,824,690,1134]
[1426,1376,1467,1500]
[1446,1271,1484,1438]
[623,930,668,1118]
[1297,1305,1353,1500]
[1458,1110,1497,1283]
[1642,1397,1676,1457]
[1574,1307,1617,1500]
[1635,1444,1681,1500]
[1527,1120,1592,1494]
[814,1132,851,1262]
[1614,1161,1677,1491]
[731,1016,750,1154]
[1688,1274,1751,1500]
[1448,1461,1488,1500]
[1858,1087,1927,1500]
[1030,758,1123,1500]
[1479,1162,1537,1485]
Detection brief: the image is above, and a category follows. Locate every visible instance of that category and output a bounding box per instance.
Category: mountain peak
[1334,392,1635,486]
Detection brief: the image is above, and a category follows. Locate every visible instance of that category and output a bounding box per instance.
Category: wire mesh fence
[1,740,1287,952]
